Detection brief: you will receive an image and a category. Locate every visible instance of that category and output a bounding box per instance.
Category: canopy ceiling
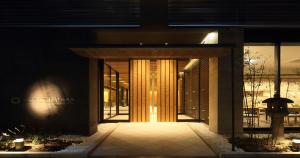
[71,46,231,59]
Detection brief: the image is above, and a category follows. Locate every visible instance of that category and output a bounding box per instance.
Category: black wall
[2,0,300,27]
[0,29,91,135]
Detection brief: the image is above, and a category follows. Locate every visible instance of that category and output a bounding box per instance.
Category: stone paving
[90,122,217,157]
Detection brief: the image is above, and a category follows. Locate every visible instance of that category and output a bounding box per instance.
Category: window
[243,44,300,128]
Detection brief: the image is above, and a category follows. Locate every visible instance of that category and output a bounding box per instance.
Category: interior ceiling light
[184,59,199,70]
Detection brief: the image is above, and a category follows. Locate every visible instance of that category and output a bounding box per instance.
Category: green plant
[31,135,42,145]
[0,137,13,150]
[0,125,26,150]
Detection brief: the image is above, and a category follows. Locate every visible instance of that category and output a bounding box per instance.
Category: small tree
[243,48,267,140]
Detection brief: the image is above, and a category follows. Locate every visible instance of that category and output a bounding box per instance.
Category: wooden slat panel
[131,59,176,122]
[130,59,151,122]
[156,59,177,122]
[137,60,142,121]
[157,60,161,122]
[134,60,138,122]
[161,60,166,122]
[146,60,150,122]
[166,60,170,122]
[170,60,174,122]
[130,61,133,121]
[141,60,146,122]
[174,60,177,121]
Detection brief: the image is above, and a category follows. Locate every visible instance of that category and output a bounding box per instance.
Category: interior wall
[157,60,177,122]
[199,58,209,123]
[184,60,200,119]
[130,60,151,122]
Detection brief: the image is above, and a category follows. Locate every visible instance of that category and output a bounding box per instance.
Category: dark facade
[0,29,92,135]
[1,1,300,135]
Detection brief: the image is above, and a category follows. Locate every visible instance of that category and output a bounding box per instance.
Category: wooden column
[130,60,150,122]
[157,60,177,122]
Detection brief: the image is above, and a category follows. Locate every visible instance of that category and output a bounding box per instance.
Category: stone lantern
[263,94,293,140]
[262,43,293,141]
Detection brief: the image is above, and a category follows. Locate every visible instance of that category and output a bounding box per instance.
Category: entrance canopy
[71,46,232,59]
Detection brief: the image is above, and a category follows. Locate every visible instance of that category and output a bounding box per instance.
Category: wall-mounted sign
[26,80,74,119]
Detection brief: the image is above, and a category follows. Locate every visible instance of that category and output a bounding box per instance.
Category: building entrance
[100,58,209,123]
[130,59,177,122]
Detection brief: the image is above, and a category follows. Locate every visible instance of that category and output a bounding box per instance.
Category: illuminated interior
[103,60,129,121]
[149,60,157,122]
[101,58,209,123]
[243,44,300,128]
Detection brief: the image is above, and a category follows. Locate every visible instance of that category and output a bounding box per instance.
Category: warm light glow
[201,31,218,44]
[13,138,24,143]
[27,80,64,119]
[184,59,199,70]
[150,105,157,122]
[104,89,109,102]
[292,139,300,144]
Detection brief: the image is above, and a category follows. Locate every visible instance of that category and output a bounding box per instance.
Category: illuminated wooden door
[130,60,151,122]
[130,59,177,122]
[157,60,177,122]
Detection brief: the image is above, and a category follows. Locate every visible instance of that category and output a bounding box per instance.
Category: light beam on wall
[27,80,64,119]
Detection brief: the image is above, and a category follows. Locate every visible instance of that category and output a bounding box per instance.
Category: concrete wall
[209,28,244,135]
[89,59,99,134]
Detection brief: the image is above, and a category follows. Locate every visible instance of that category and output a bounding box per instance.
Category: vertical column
[89,59,99,134]
[209,29,243,134]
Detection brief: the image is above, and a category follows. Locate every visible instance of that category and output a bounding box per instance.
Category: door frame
[87,44,235,123]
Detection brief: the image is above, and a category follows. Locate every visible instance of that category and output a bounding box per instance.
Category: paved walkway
[90,122,217,157]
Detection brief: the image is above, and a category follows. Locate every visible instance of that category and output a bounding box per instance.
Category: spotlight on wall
[27,80,64,119]
[201,31,218,44]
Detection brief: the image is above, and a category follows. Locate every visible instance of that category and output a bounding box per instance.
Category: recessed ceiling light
[201,32,218,44]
